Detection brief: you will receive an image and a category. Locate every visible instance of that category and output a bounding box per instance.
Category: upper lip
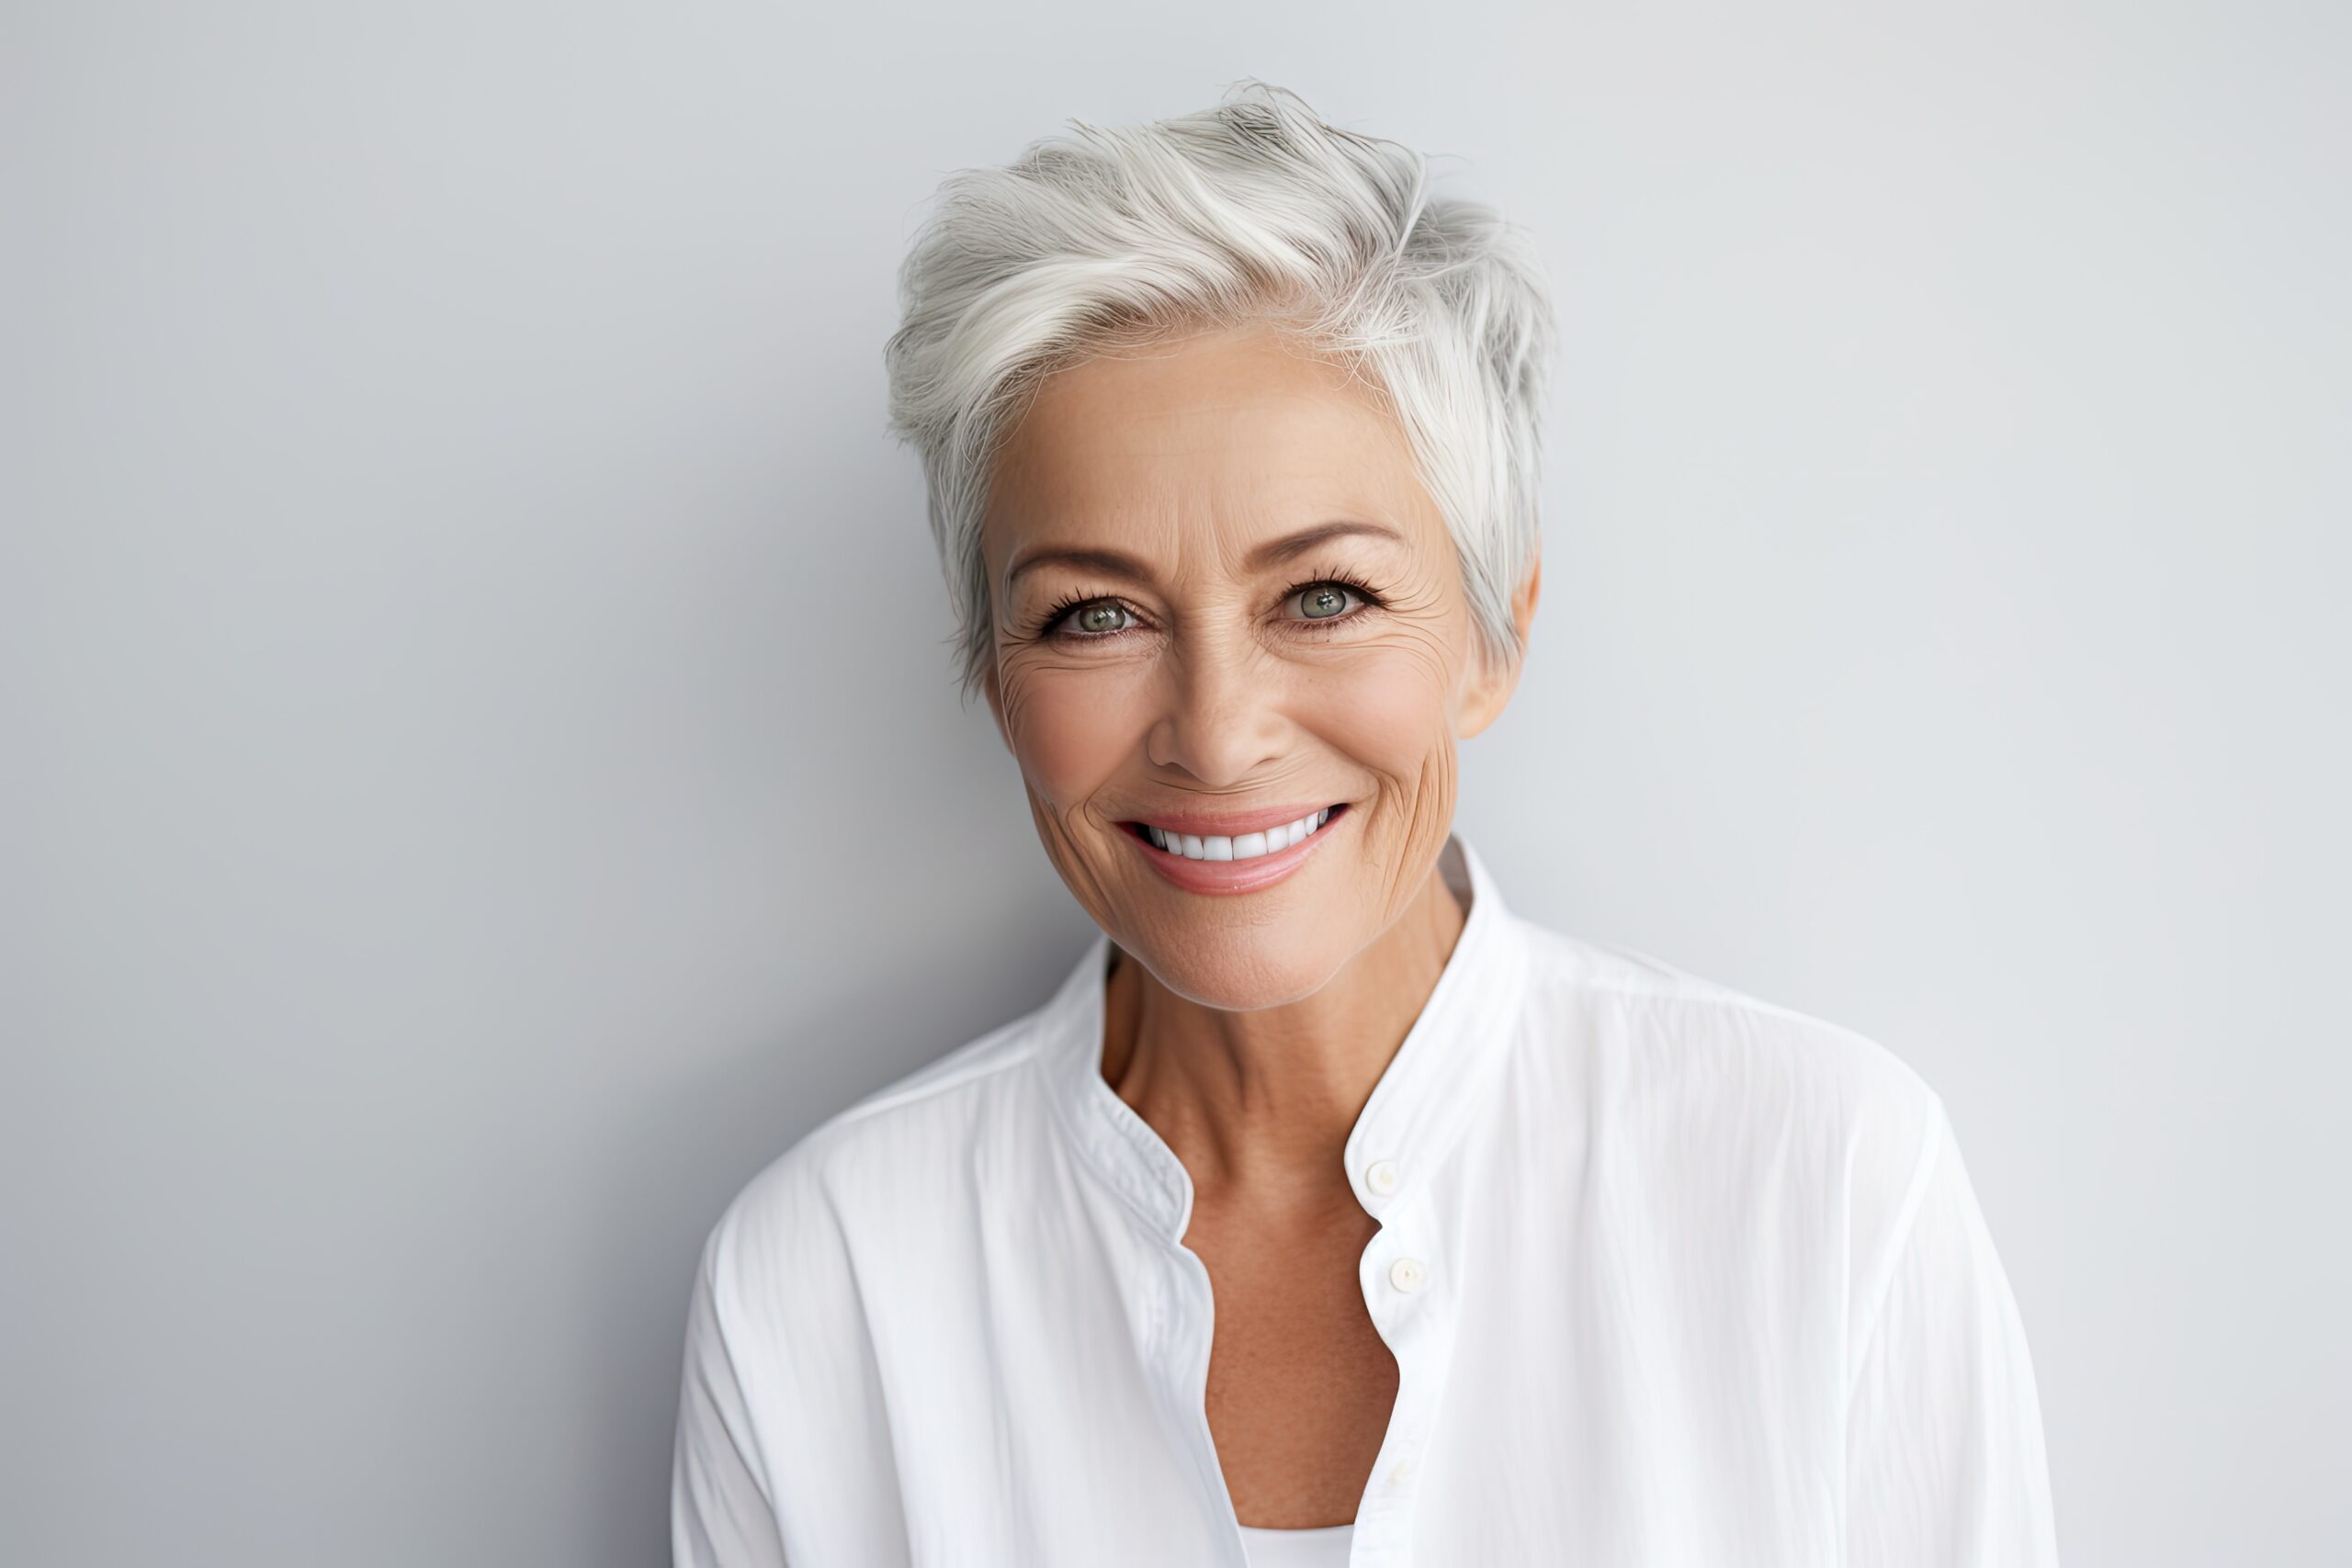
[1121,802,1341,837]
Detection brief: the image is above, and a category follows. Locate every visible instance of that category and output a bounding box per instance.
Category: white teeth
[1144,807,1335,862]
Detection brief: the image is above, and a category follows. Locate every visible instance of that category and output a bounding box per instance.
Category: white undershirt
[1237,1522,1355,1567]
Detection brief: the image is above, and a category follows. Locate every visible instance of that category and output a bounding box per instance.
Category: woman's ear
[1457,552,1541,740]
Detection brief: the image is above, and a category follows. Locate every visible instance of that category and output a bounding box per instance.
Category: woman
[673,83,2059,1568]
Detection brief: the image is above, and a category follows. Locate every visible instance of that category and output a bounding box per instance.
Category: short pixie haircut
[882,80,1560,705]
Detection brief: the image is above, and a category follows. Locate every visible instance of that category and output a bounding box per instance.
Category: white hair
[882,80,1559,704]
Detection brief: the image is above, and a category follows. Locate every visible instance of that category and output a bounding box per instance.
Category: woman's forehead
[1001,327,1395,463]
[985,333,1442,567]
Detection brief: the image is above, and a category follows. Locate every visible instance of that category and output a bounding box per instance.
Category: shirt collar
[1036,829,1531,1242]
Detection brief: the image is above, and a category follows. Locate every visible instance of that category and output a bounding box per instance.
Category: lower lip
[1125,806,1350,896]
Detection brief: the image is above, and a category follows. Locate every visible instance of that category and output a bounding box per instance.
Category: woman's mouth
[1119,803,1351,895]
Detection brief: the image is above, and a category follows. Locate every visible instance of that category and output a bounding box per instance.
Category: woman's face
[979,321,1538,1010]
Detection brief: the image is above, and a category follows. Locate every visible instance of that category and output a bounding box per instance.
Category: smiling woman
[975,319,1532,997]
[670,81,2061,1568]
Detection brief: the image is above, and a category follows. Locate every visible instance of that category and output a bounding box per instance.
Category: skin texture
[978,321,1541,1528]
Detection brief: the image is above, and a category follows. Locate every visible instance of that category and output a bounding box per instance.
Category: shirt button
[1388,1256,1429,1293]
[1364,1159,1399,1196]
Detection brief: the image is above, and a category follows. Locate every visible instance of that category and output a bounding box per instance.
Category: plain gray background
[6,2,2346,1563]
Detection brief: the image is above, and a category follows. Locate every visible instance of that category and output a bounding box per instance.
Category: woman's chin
[1118,938,1348,1013]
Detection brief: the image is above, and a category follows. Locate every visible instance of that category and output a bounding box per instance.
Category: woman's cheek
[1005,660,1153,806]
[1306,638,1459,781]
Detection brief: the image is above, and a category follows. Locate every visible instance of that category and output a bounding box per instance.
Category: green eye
[1038,598,1136,639]
[1292,582,1361,621]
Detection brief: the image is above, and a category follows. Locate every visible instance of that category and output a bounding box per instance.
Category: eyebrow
[1004,519,1408,588]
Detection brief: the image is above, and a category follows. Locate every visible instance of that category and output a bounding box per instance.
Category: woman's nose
[1145,638,1287,789]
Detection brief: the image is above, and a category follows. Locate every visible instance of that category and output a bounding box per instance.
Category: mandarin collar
[1038,831,1530,1242]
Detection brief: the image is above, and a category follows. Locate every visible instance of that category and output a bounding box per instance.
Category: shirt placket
[1345,1180,1455,1566]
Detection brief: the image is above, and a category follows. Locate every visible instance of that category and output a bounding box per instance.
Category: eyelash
[1028,570,1388,645]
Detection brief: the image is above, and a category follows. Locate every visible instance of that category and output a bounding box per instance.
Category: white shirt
[673,832,2061,1566]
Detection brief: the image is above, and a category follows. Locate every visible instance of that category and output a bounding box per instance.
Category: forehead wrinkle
[987,346,1447,595]
[1012,336,1403,464]
[1095,404,1396,475]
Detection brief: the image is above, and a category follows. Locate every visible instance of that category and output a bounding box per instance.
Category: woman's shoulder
[695,993,1069,1292]
[1510,917,1946,1183]
[724,1010,1048,1213]
[1509,919,1959,1299]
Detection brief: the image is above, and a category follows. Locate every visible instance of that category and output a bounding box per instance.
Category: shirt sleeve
[1843,1096,2062,1566]
[673,1220,792,1568]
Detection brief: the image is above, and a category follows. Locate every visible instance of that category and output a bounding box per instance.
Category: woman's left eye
[1287,581,1367,623]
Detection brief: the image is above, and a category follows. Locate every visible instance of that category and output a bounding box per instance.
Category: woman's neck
[1100,865,1469,1213]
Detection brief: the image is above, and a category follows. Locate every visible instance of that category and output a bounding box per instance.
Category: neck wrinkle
[1099,862,1469,1203]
